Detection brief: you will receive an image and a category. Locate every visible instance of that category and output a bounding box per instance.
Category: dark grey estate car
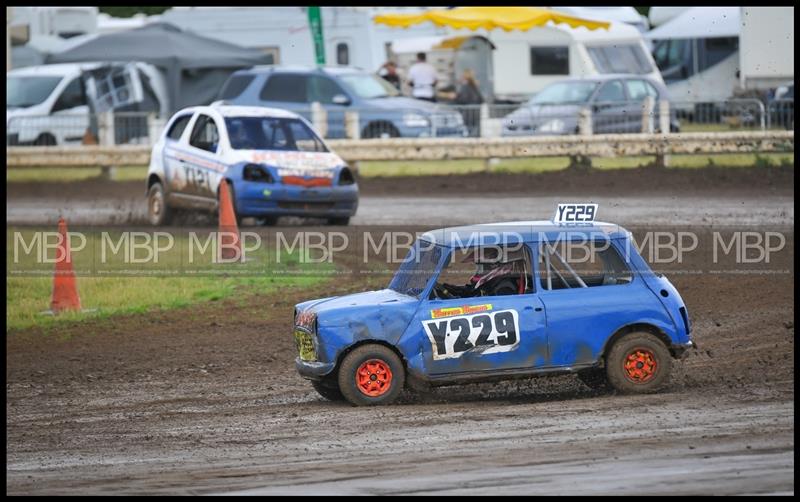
[502,75,680,136]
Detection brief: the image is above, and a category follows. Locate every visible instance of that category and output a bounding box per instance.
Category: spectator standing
[378,61,402,92]
[407,52,438,102]
[453,69,484,136]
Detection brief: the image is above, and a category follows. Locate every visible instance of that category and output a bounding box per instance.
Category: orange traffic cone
[50,217,81,313]
[218,179,241,261]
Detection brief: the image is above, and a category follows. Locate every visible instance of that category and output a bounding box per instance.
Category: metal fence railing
[7,111,167,147]
[6,99,793,148]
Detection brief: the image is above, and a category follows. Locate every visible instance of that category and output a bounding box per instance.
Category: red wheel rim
[623,348,657,383]
[356,359,393,397]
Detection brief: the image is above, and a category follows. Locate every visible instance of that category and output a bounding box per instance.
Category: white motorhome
[738,7,794,91]
[551,6,649,33]
[647,7,794,104]
[646,7,741,104]
[159,7,446,71]
[403,21,662,103]
[7,62,169,145]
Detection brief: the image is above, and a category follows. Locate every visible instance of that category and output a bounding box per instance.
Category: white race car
[146,104,358,226]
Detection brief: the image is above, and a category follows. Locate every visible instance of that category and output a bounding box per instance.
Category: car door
[49,76,91,144]
[534,238,651,367]
[307,75,350,139]
[624,79,662,133]
[411,244,549,376]
[160,112,197,195]
[182,113,224,200]
[592,80,635,134]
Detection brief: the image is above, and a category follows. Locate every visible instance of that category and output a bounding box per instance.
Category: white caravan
[405,21,662,103]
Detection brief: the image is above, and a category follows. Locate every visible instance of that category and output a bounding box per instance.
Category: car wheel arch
[147,173,165,189]
[333,339,409,381]
[600,322,672,365]
[362,121,400,139]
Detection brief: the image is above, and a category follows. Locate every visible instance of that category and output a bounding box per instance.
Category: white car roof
[180,104,301,120]
[8,62,105,77]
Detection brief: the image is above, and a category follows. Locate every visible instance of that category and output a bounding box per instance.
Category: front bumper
[236,183,359,218]
[295,357,336,380]
[670,340,696,359]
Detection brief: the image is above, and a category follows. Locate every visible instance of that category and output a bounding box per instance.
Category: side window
[530,46,569,75]
[259,74,308,103]
[166,114,192,141]
[52,77,86,112]
[700,37,738,71]
[538,240,633,291]
[219,75,256,100]
[625,80,651,101]
[595,81,626,103]
[433,245,534,299]
[336,42,349,66]
[188,114,220,153]
[308,76,346,105]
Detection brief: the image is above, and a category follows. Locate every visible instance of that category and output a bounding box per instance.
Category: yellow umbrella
[374,6,609,31]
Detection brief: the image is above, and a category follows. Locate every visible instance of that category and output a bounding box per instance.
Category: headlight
[537,119,565,133]
[403,112,430,128]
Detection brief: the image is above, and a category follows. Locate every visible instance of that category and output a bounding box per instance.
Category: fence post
[345,110,360,140]
[642,96,655,134]
[479,103,490,138]
[569,107,593,169]
[147,112,160,147]
[655,100,671,168]
[578,107,592,136]
[311,102,327,138]
[97,111,116,180]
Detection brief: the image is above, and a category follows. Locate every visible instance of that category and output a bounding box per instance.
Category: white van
[7,62,168,146]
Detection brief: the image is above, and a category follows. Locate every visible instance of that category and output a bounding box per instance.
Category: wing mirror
[332,94,351,106]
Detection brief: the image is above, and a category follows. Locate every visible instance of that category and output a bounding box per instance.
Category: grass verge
[7,228,333,332]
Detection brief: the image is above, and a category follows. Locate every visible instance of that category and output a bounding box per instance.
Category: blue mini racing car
[294,204,694,406]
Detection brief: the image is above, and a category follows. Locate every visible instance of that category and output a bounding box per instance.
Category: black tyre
[257,216,278,226]
[606,332,672,394]
[327,216,350,226]
[362,122,400,139]
[577,367,611,391]
[337,344,405,406]
[34,133,57,146]
[147,182,173,226]
[311,380,344,402]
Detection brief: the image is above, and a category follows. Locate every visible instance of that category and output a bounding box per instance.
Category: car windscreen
[7,76,63,108]
[388,241,442,299]
[529,81,599,105]
[224,117,328,152]
[339,73,400,99]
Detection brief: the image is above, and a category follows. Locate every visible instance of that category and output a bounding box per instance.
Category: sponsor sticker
[423,309,520,360]
[431,303,493,319]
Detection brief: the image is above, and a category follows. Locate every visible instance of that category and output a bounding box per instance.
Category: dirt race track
[6,166,795,495]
